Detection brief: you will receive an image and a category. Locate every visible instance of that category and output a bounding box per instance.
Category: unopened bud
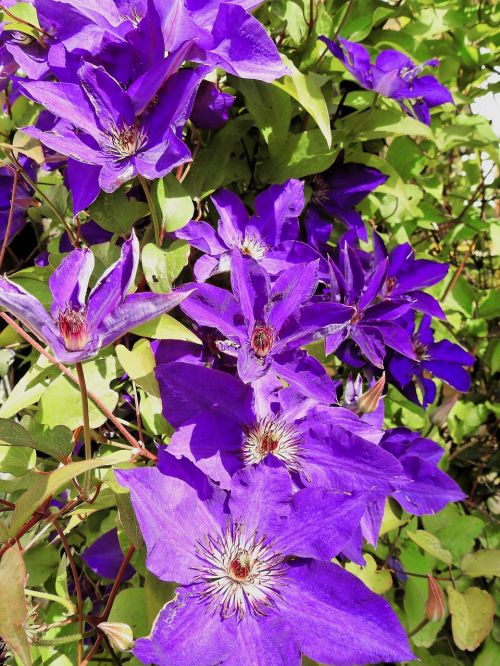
[357,373,385,414]
[98,622,134,651]
[424,575,446,622]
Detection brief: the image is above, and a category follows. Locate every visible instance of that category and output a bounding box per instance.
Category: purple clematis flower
[18,58,208,210]
[155,361,407,491]
[320,36,453,125]
[305,154,388,244]
[323,234,449,368]
[175,180,320,281]
[387,312,474,407]
[116,461,414,666]
[190,80,235,129]
[0,231,190,363]
[180,253,353,400]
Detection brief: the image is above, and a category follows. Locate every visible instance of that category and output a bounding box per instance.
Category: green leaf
[236,78,291,153]
[460,550,500,578]
[144,571,176,627]
[108,588,149,639]
[116,339,159,397]
[0,546,32,665]
[55,556,75,616]
[38,356,120,430]
[89,189,148,234]
[448,586,495,651]
[0,419,73,461]
[338,108,433,141]
[273,55,332,147]
[345,553,392,594]
[0,445,35,477]
[115,491,143,550]
[2,2,40,38]
[477,290,500,320]
[0,419,33,447]
[131,313,201,343]
[9,450,131,535]
[153,174,194,232]
[407,530,453,566]
[142,241,190,293]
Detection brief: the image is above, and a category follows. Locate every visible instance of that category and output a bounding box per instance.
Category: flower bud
[357,373,385,414]
[98,622,134,651]
[424,575,446,622]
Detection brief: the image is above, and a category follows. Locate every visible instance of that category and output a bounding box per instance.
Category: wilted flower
[0,231,190,363]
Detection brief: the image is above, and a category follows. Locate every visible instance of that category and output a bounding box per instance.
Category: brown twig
[0,312,156,461]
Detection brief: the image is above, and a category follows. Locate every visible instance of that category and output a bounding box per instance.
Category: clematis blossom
[116,461,414,666]
[155,361,407,491]
[18,58,208,210]
[0,231,190,363]
[180,253,353,400]
[175,180,321,281]
[320,36,453,125]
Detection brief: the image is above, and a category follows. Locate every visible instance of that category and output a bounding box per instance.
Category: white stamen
[243,416,303,472]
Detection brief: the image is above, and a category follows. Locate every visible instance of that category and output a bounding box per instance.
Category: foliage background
[0,0,499,665]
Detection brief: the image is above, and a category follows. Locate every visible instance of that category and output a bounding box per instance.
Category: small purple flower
[387,312,474,407]
[0,231,190,363]
[323,234,449,368]
[175,180,320,281]
[82,529,134,580]
[116,462,414,666]
[155,361,406,492]
[320,36,453,125]
[18,58,208,209]
[190,80,235,129]
[180,253,353,400]
[305,154,388,244]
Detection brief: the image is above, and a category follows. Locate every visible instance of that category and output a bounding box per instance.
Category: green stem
[138,174,161,246]
[25,589,75,615]
[75,362,92,493]
[33,632,93,647]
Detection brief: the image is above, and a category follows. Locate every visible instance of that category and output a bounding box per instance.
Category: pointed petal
[211,189,248,247]
[87,232,138,329]
[49,248,94,317]
[250,179,303,244]
[273,351,336,403]
[230,253,270,326]
[78,62,135,133]
[286,561,414,666]
[67,160,101,214]
[97,290,192,349]
[174,220,227,255]
[180,283,246,341]
[267,262,318,333]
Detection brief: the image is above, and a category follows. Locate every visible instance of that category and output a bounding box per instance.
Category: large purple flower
[305,155,388,244]
[175,180,319,281]
[155,361,407,491]
[18,58,207,210]
[387,312,474,407]
[0,231,190,363]
[320,36,453,125]
[116,462,414,666]
[180,253,353,399]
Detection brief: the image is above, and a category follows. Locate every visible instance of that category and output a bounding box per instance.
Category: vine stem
[138,174,161,246]
[0,312,157,461]
[0,169,18,269]
[75,362,92,493]
[80,545,135,666]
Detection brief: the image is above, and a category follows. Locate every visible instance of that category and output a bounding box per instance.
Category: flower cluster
[0,2,471,665]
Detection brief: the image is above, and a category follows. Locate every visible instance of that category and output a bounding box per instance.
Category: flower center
[56,304,89,351]
[384,276,397,295]
[350,307,363,325]
[310,174,330,208]
[243,417,302,471]
[413,338,429,359]
[193,524,286,620]
[107,124,147,160]
[250,324,274,358]
[240,234,268,260]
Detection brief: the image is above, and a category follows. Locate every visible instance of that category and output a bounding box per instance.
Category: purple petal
[180,283,246,341]
[212,189,248,247]
[78,62,135,133]
[267,262,318,333]
[81,529,134,580]
[230,253,270,325]
[286,560,414,665]
[250,179,304,245]
[423,360,471,392]
[273,351,336,403]
[174,220,227,255]
[394,457,465,514]
[115,467,225,584]
[49,248,94,317]
[87,232,138,329]
[67,160,101,214]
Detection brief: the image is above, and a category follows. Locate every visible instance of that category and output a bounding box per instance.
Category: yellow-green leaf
[460,550,500,578]
[0,546,32,665]
[116,340,159,397]
[447,586,495,651]
[132,313,201,343]
[345,554,393,595]
[9,450,131,535]
[407,530,453,566]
